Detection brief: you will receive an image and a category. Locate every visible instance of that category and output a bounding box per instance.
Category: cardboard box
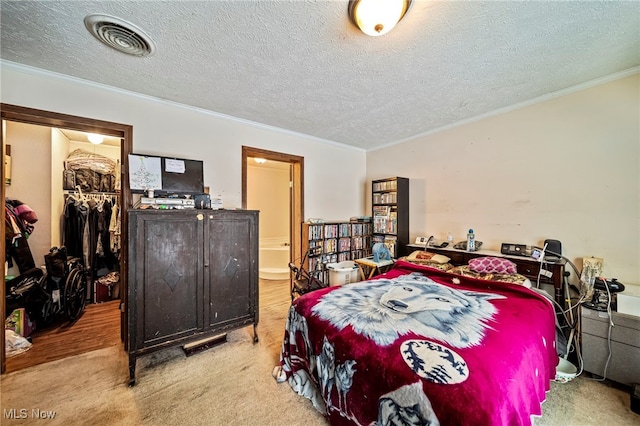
[5,308,35,337]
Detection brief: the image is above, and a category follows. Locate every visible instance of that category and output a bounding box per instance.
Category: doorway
[1,103,133,374]
[241,147,304,281]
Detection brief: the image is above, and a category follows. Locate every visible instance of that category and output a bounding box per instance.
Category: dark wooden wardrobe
[127,209,259,385]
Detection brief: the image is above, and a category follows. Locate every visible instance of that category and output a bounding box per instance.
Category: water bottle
[466,229,475,252]
[447,232,454,246]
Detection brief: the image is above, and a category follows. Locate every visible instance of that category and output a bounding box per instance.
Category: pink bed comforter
[275,260,557,425]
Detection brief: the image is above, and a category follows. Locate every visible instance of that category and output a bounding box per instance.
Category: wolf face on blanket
[311,272,504,348]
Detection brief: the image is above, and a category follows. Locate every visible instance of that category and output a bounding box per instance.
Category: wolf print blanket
[275,260,557,426]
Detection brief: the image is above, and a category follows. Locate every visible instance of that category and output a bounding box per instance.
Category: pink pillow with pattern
[469,257,517,274]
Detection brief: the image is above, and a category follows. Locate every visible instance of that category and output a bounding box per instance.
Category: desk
[581,307,640,386]
[355,257,394,280]
[407,244,567,307]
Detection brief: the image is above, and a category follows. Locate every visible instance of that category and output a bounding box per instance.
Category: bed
[274,258,558,425]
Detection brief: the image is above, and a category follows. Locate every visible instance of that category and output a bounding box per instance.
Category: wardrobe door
[205,210,258,330]
[129,210,204,350]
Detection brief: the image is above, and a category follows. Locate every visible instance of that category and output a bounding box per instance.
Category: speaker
[193,193,211,209]
[544,239,562,261]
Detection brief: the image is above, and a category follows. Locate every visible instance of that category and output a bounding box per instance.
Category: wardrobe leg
[128,357,136,386]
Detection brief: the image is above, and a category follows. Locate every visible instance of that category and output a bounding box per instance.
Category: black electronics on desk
[501,243,528,257]
[501,239,563,262]
[543,239,562,261]
[128,153,204,196]
[129,153,212,209]
[582,278,626,311]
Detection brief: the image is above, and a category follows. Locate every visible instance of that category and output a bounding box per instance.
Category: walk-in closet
[4,118,125,372]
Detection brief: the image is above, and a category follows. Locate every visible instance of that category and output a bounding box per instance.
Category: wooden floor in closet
[5,300,122,373]
[5,279,291,374]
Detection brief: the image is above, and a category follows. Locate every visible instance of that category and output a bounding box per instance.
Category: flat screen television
[128,153,204,195]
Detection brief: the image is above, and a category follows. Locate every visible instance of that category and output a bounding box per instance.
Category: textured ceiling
[1,1,639,150]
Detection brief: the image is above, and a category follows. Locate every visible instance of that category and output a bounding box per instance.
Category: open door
[1,103,133,374]
[241,146,304,277]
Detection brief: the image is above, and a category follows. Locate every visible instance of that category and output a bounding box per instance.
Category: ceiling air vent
[84,14,156,57]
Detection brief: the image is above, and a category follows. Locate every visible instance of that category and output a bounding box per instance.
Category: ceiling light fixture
[254,158,267,164]
[87,133,104,145]
[348,0,412,37]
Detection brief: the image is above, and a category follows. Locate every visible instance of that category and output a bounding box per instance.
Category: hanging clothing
[109,203,121,253]
[6,199,38,235]
[63,196,86,259]
[62,193,120,283]
[5,199,37,273]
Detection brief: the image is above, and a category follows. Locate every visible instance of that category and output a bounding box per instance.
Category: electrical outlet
[541,269,553,278]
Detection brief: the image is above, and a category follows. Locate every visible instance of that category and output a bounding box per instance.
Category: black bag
[98,173,115,192]
[5,268,48,326]
[63,169,76,190]
[44,246,68,278]
[74,168,99,192]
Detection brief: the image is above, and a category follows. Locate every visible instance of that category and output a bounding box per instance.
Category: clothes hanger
[75,185,89,204]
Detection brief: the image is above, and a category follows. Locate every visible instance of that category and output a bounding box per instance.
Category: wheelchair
[40,247,87,325]
[6,247,87,328]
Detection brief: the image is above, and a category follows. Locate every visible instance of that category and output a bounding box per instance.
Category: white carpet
[2,306,637,425]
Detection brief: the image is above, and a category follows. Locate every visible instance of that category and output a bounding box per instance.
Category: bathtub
[259,238,290,280]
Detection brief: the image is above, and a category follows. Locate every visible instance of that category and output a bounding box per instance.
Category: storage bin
[617,283,640,318]
[327,261,359,286]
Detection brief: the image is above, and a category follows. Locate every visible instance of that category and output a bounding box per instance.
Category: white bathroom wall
[247,162,290,243]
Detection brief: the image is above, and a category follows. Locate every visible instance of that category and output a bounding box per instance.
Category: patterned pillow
[448,265,530,286]
[401,256,453,271]
[469,257,517,274]
[448,265,480,278]
[416,261,453,271]
[406,250,451,264]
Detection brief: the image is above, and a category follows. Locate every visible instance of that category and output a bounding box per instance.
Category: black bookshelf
[372,177,409,258]
[300,220,372,284]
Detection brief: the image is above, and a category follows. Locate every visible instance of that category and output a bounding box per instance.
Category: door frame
[1,103,133,373]
[241,146,304,277]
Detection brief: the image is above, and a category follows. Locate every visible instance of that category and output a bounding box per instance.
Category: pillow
[449,265,530,286]
[406,250,451,264]
[469,257,517,274]
[415,261,453,272]
[448,265,480,278]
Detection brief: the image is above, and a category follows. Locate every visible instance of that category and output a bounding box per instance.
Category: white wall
[1,63,367,222]
[367,73,640,284]
[5,121,52,273]
[50,128,69,247]
[4,63,637,285]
